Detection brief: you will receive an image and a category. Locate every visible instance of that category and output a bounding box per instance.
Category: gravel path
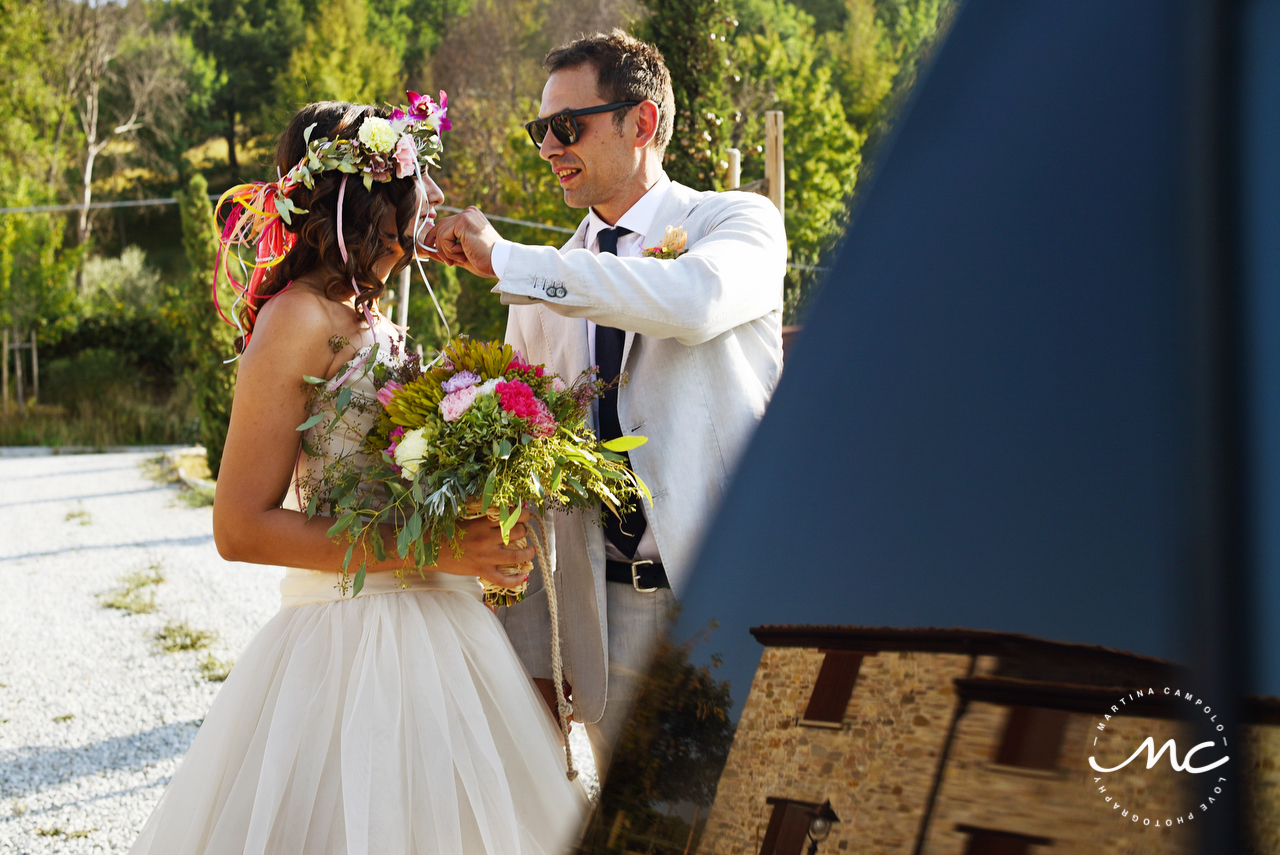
[0,450,596,854]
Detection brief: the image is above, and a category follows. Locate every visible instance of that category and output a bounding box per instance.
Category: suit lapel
[620,182,699,367]
[561,215,590,252]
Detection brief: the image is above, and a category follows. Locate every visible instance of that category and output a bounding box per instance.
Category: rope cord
[527,513,578,781]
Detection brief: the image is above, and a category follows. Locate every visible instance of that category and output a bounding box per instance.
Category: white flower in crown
[358,116,399,153]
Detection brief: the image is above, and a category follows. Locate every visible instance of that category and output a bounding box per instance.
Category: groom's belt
[605,559,670,592]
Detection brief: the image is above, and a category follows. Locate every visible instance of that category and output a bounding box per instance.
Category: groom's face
[537,65,637,211]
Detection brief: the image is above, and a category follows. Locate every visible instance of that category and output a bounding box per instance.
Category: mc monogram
[1089,736,1229,774]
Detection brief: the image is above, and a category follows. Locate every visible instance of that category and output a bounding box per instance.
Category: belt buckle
[630,559,658,593]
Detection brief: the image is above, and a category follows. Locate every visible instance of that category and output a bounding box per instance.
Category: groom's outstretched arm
[426,195,786,346]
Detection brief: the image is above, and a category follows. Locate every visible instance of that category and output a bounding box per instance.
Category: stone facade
[696,627,1277,855]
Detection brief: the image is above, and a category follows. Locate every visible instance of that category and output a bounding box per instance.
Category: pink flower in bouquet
[376,380,403,407]
[386,425,406,473]
[551,376,567,393]
[506,351,532,373]
[440,385,480,421]
[528,399,558,438]
[442,370,480,393]
[393,135,418,178]
[495,379,539,419]
[495,380,557,436]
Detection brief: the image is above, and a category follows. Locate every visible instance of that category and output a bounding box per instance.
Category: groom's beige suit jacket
[496,180,786,724]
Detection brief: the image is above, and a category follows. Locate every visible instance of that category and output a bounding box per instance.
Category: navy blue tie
[594,227,645,558]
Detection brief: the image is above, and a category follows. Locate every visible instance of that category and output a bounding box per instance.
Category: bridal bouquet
[308,337,648,606]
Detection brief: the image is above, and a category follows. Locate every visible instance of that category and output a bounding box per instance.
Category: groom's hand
[425,206,501,278]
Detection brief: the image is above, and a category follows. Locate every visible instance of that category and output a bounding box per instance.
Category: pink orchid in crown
[405,91,437,120]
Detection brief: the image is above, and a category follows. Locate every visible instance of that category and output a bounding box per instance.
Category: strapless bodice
[280,320,483,608]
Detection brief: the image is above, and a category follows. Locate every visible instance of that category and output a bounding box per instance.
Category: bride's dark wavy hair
[239,101,422,344]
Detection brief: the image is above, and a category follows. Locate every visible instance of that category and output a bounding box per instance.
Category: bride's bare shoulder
[248,287,341,351]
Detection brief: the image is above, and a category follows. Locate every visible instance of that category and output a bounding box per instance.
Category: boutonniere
[642,225,688,260]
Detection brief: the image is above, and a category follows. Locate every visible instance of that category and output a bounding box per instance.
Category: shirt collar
[585,173,672,251]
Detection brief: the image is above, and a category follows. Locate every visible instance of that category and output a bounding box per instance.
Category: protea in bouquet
[313,336,649,606]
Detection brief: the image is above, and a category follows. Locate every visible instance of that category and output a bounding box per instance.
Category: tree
[582,630,736,854]
[43,1,193,255]
[170,175,236,476]
[173,0,304,175]
[633,0,735,190]
[0,0,79,345]
[728,0,863,321]
[273,0,404,112]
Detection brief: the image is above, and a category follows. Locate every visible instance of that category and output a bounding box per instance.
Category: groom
[428,30,786,771]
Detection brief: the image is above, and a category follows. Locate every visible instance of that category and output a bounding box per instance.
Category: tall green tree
[728,0,864,321]
[633,0,735,190]
[0,0,79,345]
[273,0,404,111]
[173,0,304,175]
[171,174,236,476]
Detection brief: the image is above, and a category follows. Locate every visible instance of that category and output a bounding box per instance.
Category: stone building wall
[1242,723,1280,853]
[697,647,972,855]
[696,636,1278,855]
[922,703,1197,855]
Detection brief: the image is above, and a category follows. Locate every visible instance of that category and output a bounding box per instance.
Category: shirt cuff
[490,239,513,279]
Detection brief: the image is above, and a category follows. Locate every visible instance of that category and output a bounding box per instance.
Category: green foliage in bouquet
[303,336,649,604]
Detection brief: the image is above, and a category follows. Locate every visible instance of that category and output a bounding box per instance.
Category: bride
[128,98,585,854]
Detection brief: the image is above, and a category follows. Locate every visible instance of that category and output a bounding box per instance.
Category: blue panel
[678,0,1187,706]
[1243,0,1280,698]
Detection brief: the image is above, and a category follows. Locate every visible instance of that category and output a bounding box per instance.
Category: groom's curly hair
[545,30,675,158]
[244,101,421,337]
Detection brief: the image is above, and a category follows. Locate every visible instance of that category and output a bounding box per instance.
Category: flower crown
[212,91,451,347]
[273,90,452,223]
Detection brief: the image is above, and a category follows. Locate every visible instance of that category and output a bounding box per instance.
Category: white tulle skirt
[129,571,585,855]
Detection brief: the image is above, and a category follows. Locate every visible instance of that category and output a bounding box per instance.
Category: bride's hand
[432,508,535,588]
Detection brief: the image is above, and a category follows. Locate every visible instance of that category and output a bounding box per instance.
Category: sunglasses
[524,101,641,147]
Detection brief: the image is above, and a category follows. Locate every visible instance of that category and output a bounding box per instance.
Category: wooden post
[13,331,23,408]
[725,148,741,189]
[398,267,411,330]
[2,328,8,417]
[30,329,38,404]
[681,804,702,855]
[764,111,784,215]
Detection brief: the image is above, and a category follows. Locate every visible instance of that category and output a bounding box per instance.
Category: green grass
[153,620,216,653]
[100,589,157,614]
[179,483,216,507]
[0,400,195,447]
[1,348,197,448]
[64,507,91,525]
[141,451,216,506]
[101,564,165,614]
[36,826,93,838]
[52,713,74,723]
[197,653,234,682]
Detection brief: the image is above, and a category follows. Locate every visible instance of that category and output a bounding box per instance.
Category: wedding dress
[129,322,585,855]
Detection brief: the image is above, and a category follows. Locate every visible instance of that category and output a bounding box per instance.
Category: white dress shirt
[493,173,673,564]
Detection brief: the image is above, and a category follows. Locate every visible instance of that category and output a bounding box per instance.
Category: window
[956,825,1052,855]
[760,797,821,855]
[802,652,863,724]
[994,706,1069,770]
